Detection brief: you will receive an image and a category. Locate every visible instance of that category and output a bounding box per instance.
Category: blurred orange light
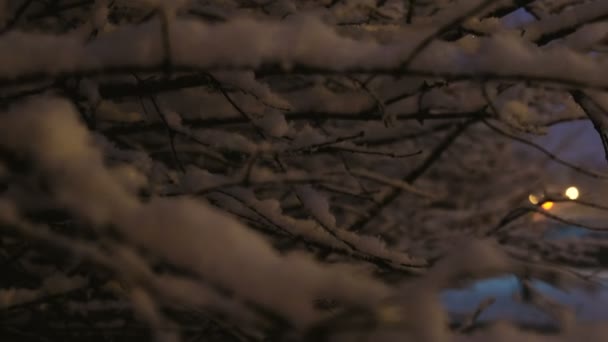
[541,201,554,210]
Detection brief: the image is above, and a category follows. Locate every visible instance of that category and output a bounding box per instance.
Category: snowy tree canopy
[1,0,608,341]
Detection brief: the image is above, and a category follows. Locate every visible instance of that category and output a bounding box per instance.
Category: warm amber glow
[528,194,539,205]
[565,186,579,200]
[541,201,554,210]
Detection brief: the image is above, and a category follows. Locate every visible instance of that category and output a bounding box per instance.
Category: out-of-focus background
[444,119,608,326]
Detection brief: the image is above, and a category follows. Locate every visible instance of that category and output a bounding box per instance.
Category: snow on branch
[2,0,608,341]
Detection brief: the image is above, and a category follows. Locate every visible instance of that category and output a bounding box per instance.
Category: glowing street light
[565,186,579,200]
[529,185,579,211]
[529,194,552,210]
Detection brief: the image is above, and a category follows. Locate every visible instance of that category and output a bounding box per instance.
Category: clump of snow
[255,110,290,137]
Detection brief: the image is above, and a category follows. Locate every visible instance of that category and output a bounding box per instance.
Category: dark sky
[538,120,604,169]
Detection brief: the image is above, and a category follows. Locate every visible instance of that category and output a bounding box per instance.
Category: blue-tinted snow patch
[441,274,608,324]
